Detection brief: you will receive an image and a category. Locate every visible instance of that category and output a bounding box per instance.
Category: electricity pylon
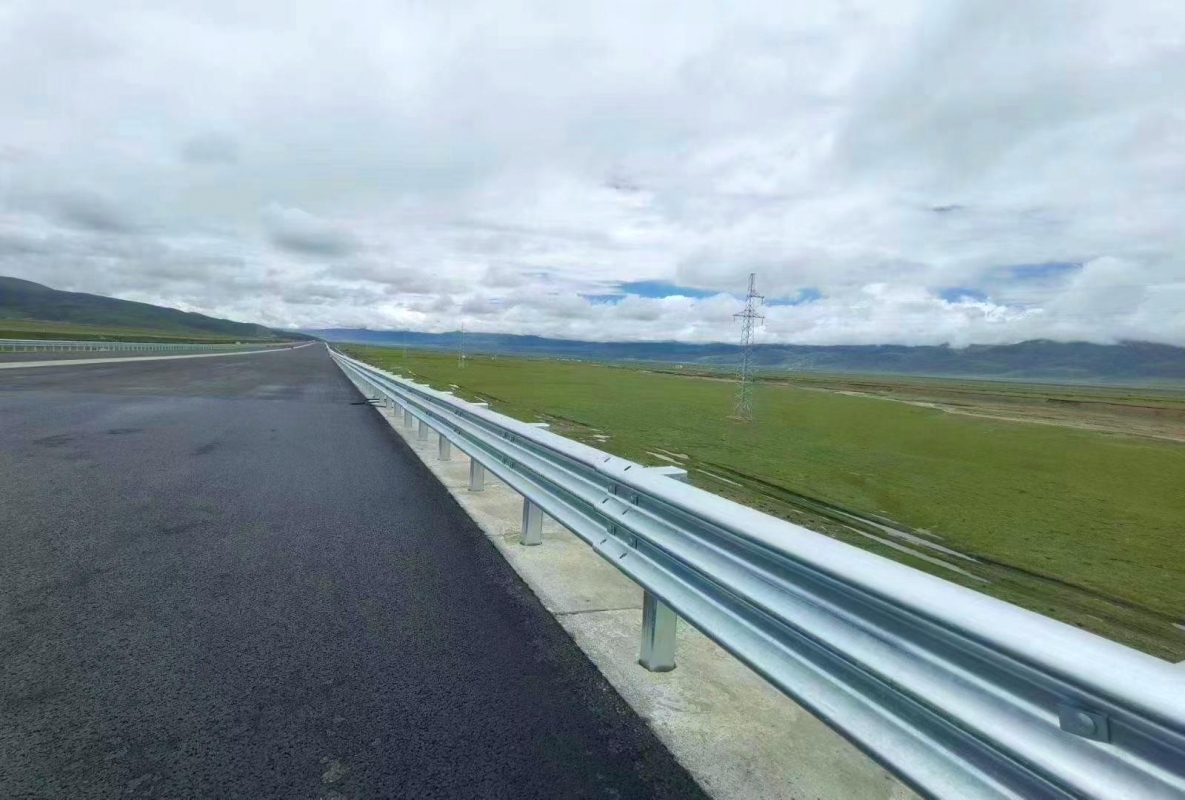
[732,273,763,421]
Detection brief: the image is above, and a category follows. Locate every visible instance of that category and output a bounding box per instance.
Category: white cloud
[180,132,239,166]
[261,205,357,257]
[0,0,1183,345]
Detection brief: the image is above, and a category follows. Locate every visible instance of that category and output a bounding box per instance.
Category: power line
[733,272,764,421]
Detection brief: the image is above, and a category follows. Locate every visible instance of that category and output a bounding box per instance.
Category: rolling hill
[0,276,300,342]
[305,328,1185,384]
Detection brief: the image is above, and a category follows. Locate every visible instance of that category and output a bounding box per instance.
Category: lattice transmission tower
[732,273,764,421]
[458,322,467,368]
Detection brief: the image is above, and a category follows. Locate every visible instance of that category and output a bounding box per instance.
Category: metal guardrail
[330,345,1185,799]
[0,339,288,353]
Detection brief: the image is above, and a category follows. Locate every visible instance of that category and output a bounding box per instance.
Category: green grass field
[346,345,1185,660]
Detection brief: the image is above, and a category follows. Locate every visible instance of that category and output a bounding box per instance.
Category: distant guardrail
[0,339,290,354]
[330,344,1185,800]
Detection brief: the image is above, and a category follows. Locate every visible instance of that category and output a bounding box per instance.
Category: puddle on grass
[699,470,742,487]
[646,451,682,465]
[845,527,989,583]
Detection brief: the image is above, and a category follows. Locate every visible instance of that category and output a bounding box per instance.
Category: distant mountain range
[0,276,303,341]
[304,328,1185,384]
[4,274,1178,382]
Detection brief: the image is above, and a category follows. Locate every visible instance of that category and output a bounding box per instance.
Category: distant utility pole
[732,272,764,421]
[458,322,466,368]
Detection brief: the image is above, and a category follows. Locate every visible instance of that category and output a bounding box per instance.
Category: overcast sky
[1,1,1183,345]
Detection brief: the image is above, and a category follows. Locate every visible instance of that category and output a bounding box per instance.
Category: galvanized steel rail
[331,346,1185,800]
[0,338,279,353]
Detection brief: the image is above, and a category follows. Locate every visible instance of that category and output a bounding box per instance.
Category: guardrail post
[438,435,451,460]
[639,590,678,672]
[469,460,485,492]
[404,407,415,429]
[521,499,543,546]
[636,465,689,672]
[418,418,430,441]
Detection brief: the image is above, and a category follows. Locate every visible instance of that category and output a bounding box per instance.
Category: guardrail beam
[328,349,1185,799]
[645,465,689,482]
[521,499,543,546]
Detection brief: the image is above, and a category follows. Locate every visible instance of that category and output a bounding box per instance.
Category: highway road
[0,345,705,799]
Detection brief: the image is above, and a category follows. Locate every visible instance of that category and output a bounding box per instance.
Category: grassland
[346,345,1185,660]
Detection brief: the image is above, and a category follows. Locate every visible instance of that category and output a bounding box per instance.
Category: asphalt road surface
[0,345,705,799]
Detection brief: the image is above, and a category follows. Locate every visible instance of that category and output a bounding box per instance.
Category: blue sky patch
[1009,261,1081,280]
[582,293,625,305]
[586,283,823,306]
[767,287,823,306]
[618,280,719,299]
[939,287,989,303]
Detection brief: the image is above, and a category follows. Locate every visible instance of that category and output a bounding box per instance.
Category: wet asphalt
[0,345,705,799]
